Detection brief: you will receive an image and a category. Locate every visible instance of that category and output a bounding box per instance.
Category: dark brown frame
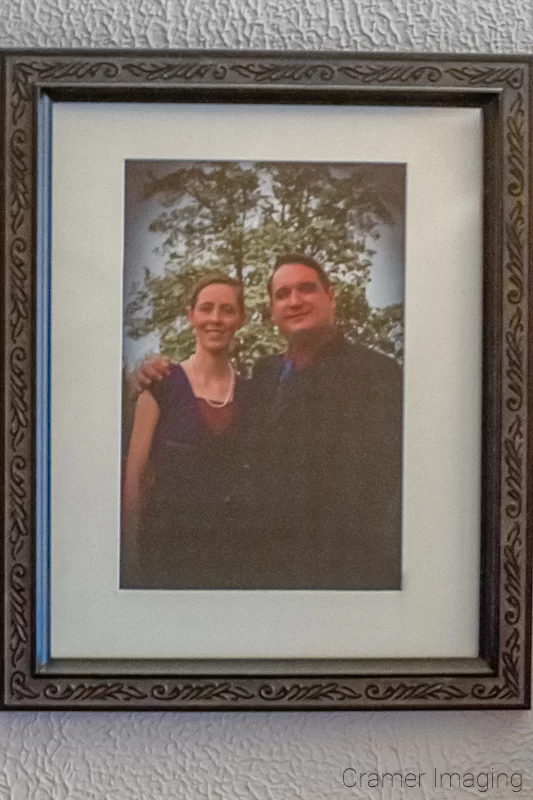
[1,49,531,711]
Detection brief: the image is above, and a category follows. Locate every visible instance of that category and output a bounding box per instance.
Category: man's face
[270,263,336,341]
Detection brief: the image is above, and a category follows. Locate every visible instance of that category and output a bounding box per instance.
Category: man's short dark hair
[268,253,332,295]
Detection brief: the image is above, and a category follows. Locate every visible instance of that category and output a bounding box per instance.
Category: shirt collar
[284,327,343,372]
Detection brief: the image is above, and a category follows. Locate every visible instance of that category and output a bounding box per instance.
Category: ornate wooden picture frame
[1,49,531,710]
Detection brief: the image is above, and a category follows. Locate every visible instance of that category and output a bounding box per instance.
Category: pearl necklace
[189,356,235,408]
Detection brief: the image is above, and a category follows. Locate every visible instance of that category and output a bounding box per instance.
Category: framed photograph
[1,49,531,710]
[120,157,405,591]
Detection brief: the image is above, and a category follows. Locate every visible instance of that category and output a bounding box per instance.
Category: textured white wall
[2,3,533,799]
[0,0,532,51]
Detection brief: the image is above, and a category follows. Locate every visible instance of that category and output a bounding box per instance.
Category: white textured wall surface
[0,0,532,51]
[2,2,533,798]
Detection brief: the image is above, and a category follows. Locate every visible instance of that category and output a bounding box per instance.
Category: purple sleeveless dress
[136,364,246,588]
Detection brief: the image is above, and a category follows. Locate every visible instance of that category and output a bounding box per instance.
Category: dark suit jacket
[236,333,403,589]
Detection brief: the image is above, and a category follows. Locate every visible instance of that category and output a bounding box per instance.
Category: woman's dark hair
[267,252,332,295]
[189,274,245,316]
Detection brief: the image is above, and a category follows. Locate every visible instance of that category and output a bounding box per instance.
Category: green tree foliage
[125,161,404,373]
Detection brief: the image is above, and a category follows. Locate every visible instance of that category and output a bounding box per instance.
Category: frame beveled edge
[1,48,531,711]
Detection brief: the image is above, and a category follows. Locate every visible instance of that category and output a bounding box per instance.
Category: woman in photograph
[121,275,246,589]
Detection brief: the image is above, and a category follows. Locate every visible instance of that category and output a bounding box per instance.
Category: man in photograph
[238,253,402,589]
[134,252,403,590]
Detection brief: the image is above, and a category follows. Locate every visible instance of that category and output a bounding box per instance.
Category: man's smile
[286,311,310,322]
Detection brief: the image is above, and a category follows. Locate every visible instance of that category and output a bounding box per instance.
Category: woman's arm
[122,390,160,552]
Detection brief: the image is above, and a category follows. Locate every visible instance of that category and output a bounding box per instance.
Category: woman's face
[188,283,243,352]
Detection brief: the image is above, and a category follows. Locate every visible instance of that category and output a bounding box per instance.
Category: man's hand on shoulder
[133,355,171,395]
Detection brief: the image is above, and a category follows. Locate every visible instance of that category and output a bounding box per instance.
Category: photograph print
[120,158,405,591]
